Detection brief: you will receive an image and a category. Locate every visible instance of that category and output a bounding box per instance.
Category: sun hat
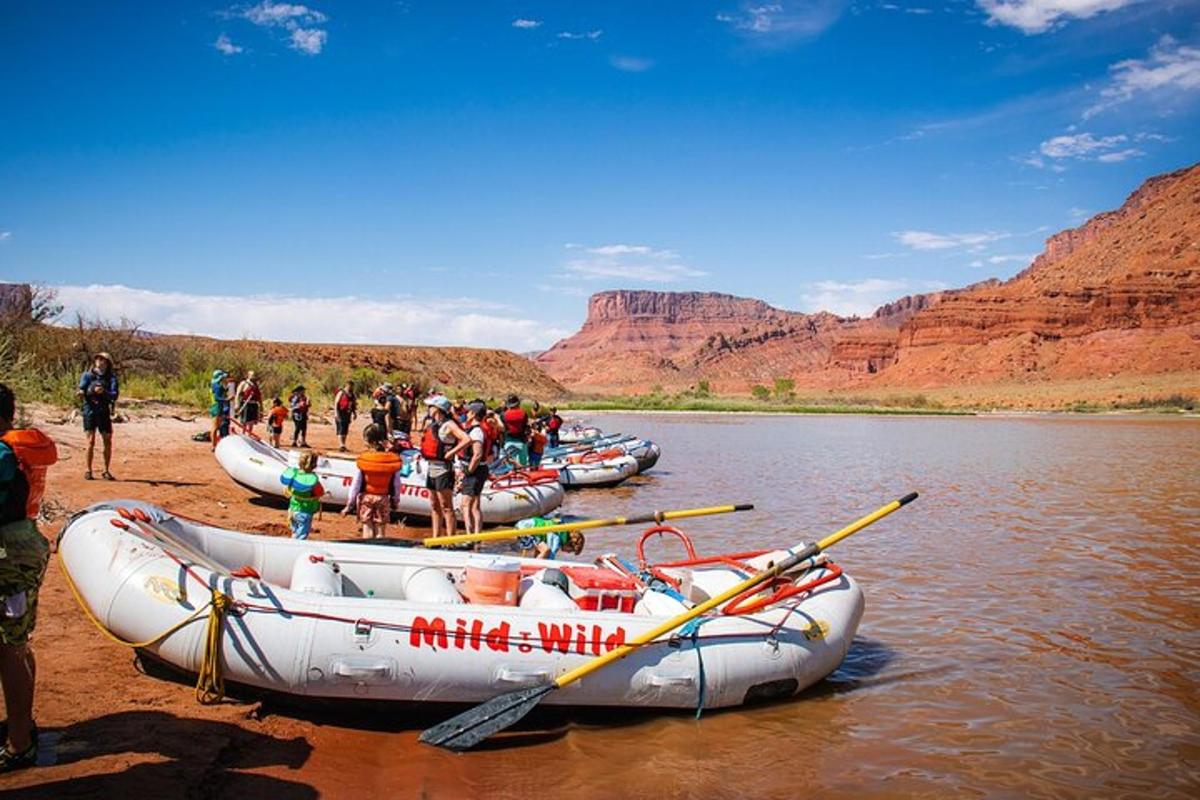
[212,369,227,379]
[424,394,452,413]
[505,394,520,408]
[95,352,113,364]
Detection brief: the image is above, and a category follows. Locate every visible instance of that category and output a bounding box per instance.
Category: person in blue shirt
[76,353,118,480]
[208,369,228,451]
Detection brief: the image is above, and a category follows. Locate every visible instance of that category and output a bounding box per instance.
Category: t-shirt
[268,406,288,428]
[290,394,310,420]
[458,426,487,466]
[79,369,118,412]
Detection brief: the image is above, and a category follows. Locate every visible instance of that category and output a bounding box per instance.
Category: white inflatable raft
[59,501,864,711]
[214,434,563,524]
[547,452,639,489]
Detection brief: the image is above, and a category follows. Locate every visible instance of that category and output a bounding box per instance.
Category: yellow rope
[57,547,231,704]
[195,590,231,704]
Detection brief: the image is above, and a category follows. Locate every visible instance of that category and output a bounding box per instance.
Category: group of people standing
[208,370,312,450]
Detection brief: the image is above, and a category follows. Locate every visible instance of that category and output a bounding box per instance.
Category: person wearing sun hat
[76,352,119,480]
[208,369,229,450]
[419,394,471,539]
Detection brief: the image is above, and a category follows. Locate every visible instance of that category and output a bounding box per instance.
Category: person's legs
[439,489,456,538]
[84,428,96,476]
[299,419,308,446]
[428,491,443,538]
[101,431,113,476]
[0,643,35,752]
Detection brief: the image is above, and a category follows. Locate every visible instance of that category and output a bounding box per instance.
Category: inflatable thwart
[214,434,563,524]
[59,501,864,711]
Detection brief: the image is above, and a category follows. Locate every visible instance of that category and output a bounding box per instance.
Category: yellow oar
[422,503,754,548]
[419,491,919,751]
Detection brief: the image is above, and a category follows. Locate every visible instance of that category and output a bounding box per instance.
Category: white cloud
[716,1,846,43]
[1026,131,1146,166]
[558,30,603,40]
[1068,206,1090,220]
[52,283,568,352]
[214,33,244,55]
[512,18,542,29]
[1085,36,1200,118]
[977,0,1141,35]
[243,1,325,26]
[289,27,326,55]
[893,230,1009,251]
[236,1,328,55]
[610,55,654,72]
[558,244,705,283]
[0,232,11,242]
[798,278,912,318]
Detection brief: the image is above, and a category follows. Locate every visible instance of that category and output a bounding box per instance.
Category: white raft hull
[60,501,865,710]
[215,434,563,524]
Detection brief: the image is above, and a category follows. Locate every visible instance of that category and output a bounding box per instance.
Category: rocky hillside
[538,163,1200,395]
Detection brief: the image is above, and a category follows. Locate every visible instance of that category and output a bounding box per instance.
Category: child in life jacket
[528,423,547,469]
[0,382,58,772]
[513,517,585,560]
[267,397,288,448]
[342,424,404,538]
[280,450,324,540]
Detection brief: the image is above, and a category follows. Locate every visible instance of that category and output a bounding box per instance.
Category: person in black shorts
[458,401,491,534]
[419,395,470,539]
[333,381,357,452]
[76,352,118,480]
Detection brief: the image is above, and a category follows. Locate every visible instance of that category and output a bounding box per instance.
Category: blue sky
[2,1,1198,350]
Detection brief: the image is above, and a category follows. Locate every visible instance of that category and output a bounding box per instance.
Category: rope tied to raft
[196,589,232,704]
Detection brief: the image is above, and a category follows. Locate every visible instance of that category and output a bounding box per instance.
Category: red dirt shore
[0,404,474,799]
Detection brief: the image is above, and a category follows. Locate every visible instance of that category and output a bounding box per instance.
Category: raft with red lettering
[59,500,865,711]
[214,434,563,524]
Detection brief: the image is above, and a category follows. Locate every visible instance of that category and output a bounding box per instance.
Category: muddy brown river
[178,412,1199,798]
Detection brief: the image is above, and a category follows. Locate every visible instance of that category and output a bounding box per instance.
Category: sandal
[101,471,115,481]
[84,471,94,480]
[0,740,38,773]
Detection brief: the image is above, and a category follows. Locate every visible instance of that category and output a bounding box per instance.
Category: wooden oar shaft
[551,492,917,689]
[423,503,753,547]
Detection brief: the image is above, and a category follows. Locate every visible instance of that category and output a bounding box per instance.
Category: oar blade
[419,684,555,751]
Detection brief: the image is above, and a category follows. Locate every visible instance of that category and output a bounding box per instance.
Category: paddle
[419,491,918,751]
[422,503,754,548]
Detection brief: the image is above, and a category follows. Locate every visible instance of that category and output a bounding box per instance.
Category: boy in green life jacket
[280,451,324,539]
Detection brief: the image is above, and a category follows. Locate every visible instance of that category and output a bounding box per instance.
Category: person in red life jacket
[458,401,494,535]
[342,424,404,538]
[0,382,58,772]
[235,371,263,437]
[546,406,563,449]
[288,385,311,448]
[528,422,548,469]
[420,395,471,539]
[501,394,530,466]
[76,352,118,481]
[332,381,357,452]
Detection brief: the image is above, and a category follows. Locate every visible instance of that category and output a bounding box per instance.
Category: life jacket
[502,408,528,438]
[420,420,448,461]
[335,390,354,412]
[356,451,403,495]
[0,429,58,522]
[464,420,496,463]
[548,413,563,432]
[240,381,261,404]
[529,431,547,455]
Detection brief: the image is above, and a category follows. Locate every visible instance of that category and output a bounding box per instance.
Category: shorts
[239,402,260,424]
[289,510,314,540]
[529,453,542,469]
[393,419,411,435]
[270,425,283,436]
[426,468,454,492]
[459,465,489,497]
[0,519,49,645]
[209,402,222,418]
[335,411,352,436]
[503,440,529,466]
[357,493,391,526]
[83,407,113,435]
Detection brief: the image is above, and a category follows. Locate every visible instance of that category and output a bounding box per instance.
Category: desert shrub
[750,384,770,401]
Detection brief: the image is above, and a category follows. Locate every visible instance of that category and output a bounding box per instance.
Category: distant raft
[214,434,563,524]
[60,500,864,711]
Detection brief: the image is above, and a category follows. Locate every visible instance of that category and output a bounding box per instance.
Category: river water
[318,412,1200,799]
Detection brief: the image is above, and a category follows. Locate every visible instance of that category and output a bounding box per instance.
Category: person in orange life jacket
[458,402,495,535]
[342,424,404,538]
[234,371,262,436]
[528,421,548,469]
[501,394,530,466]
[0,382,58,772]
[266,398,288,448]
[77,352,118,481]
[332,381,357,452]
[421,395,471,539]
[546,406,563,449]
[288,385,311,448]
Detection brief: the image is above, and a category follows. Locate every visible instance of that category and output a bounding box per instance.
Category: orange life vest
[1,429,58,521]
[355,450,402,494]
[421,420,447,461]
[464,420,496,463]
